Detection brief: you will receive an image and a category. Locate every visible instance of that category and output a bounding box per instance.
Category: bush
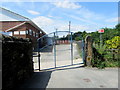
[92,45,119,69]
[75,37,81,41]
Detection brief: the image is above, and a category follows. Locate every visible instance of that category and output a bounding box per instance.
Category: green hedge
[2,35,33,89]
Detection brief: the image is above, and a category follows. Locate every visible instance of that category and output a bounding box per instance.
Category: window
[29,29,32,35]
[36,33,38,37]
[26,30,29,34]
[8,32,13,36]
[14,31,19,35]
[40,31,42,34]
[33,31,35,37]
[20,31,26,35]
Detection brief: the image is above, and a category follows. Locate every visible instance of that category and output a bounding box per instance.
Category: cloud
[64,14,97,25]
[32,16,54,27]
[51,0,82,9]
[27,10,40,15]
[105,17,118,23]
[58,24,89,32]
[47,15,62,19]
[75,7,105,21]
[32,16,99,33]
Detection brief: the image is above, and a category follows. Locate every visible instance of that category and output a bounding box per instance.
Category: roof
[0,7,30,21]
[0,7,46,34]
[5,22,26,32]
[0,21,25,31]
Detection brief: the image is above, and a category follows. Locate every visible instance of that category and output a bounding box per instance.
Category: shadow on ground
[18,71,52,89]
[33,45,53,53]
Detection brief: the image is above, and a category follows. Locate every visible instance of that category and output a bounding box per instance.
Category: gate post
[70,32,73,65]
[37,39,41,71]
[53,32,56,68]
[84,36,93,66]
[82,39,85,64]
[38,53,40,71]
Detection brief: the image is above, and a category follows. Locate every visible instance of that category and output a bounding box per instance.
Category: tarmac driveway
[46,67,118,88]
[20,67,118,88]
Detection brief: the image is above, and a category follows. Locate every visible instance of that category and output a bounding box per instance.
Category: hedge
[2,35,33,89]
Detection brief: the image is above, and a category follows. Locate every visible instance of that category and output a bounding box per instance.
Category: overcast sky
[1,1,118,34]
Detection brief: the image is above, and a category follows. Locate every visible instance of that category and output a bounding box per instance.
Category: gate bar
[82,39,85,64]
[54,32,57,68]
[70,32,73,65]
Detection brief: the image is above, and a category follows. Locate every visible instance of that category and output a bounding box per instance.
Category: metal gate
[33,31,84,71]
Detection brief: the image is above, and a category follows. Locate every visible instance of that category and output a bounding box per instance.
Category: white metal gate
[33,31,84,71]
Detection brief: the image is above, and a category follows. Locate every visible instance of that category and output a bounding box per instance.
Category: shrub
[75,37,81,41]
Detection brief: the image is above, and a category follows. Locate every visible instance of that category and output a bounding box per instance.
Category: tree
[115,23,120,30]
[75,36,81,41]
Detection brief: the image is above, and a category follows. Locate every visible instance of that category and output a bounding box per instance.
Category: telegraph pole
[69,21,71,33]
[56,28,58,35]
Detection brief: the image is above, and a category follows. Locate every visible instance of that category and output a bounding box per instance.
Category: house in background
[0,7,46,49]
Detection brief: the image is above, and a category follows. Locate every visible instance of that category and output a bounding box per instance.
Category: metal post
[82,39,85,64]
[56,28,58,37]
[38,53,40,71]
[53,32,56,68]
[69,21,71,33]
[37,39,40,71]
[100,33,102,48]
[70,32,73,65]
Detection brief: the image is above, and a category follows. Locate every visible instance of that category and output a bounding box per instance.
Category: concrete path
[20,67,118,88]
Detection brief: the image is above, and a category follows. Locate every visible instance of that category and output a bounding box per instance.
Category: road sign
[98,29,104,33]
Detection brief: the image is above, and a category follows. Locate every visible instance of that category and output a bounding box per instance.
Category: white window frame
[26,30,29,34]
[29,29,32,35]
[36,33,38,37]
[33,31,35,37]
[14,31,19,35]
[20,31,26,35]
[40,31,42,34]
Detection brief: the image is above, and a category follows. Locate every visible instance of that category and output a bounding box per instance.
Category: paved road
[20,67,118,88]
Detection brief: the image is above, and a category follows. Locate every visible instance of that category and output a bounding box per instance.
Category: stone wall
[2,35,33,89]
[84,36,93,66]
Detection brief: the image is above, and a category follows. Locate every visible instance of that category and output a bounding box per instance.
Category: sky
[0,1,118,34]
